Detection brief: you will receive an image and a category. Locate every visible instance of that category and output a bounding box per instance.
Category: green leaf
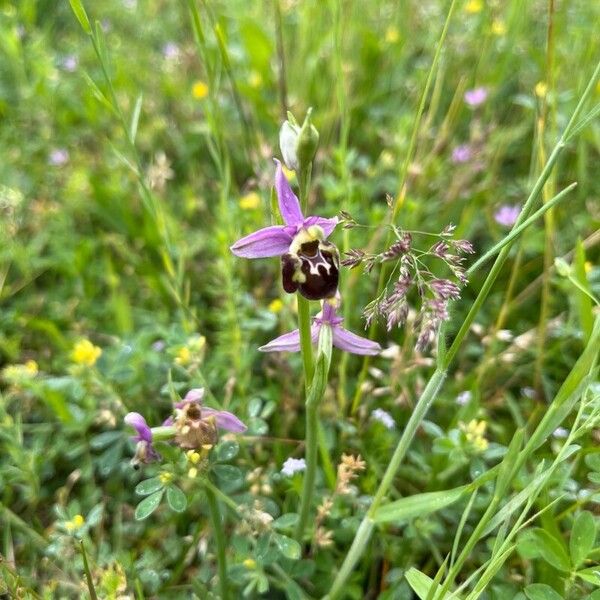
[573,239,594,342]
[524,584,563,600]
[585,453,600,472]
[373,486,467,524]
[129,94,143,143]
[405,568,458,600]
[215,440,239,462]
[570,511,596,568]
[530,528,571,572]
[212,465,243,482]
[273,513,299,530]
[90,430,122,450]
[576,567,600,585]
[134,490,164,520]
[69,0,92,34]
[272,533,301,560]
[166,486,187,512]
[135,477,164,496]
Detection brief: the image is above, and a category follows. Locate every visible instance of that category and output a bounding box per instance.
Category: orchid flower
[162,388,247,449]
[260,301,381,356]
[230,160,340,300]
[124,412,160,465]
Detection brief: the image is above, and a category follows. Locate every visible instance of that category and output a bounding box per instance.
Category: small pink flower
[451,144,473,163]
[494,205,521,228]
[464,87,488,107]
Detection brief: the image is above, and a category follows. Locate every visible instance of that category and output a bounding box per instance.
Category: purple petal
[275,159,303,226]
[185,388,204,403]
[124,412,152,442]
[230,225,293,258]
[162,416,174,426]
[203,408,247,433]
[303,216,338,238]
[332,326,381,355]
[259,324,320,353]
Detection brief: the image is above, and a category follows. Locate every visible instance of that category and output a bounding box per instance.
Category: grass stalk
[205,486,229,600]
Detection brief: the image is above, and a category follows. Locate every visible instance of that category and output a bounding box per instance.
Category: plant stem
[326,59,600,598]
[205,485,229,600]
[295,325,333,541]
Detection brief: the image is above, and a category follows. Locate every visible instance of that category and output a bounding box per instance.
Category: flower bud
[297,110,319,169]
[279,120,300,171]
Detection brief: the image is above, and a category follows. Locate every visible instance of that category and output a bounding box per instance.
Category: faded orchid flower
[124,412,160,466]
[494,204,521,227]
[164,388,247,449]
[464,86,488,107]
[230,160,339,300]
[260,299,381,355]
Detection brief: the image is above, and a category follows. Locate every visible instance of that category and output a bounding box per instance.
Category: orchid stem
[205,485,229,600]
[295,325,333,541]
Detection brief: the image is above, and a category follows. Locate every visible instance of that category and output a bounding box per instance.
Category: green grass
[1,0,599,598]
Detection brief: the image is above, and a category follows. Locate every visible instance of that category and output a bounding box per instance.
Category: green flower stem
[297,296,315,383]
[327,59,600,599]
[295,324,333,541]
[205,485,229,600]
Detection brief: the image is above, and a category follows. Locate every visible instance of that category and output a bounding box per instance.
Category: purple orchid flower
[231,160,337,259]
[260,301,381,355]
[164,388,247,434]
[124,412,160,464]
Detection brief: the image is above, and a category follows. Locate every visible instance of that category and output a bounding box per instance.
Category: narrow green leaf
[405,567,459,600]
[129,94,143,143]
[570,511,596,568]
[530,528,571,572]
[82,71,116,114]
[135,477,164,496]
[79,541,98,600]
[69,0,91,34]
[495,429,524,497]
[273,533,301,560]
[524,584,563,600]
[166,486,187,512]
[573,239,594,342]
[134,490,164,520]
[374,486,467,524]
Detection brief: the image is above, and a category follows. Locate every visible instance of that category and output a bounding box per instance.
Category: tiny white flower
[552,427,569,439]
[371,408,395,430]
[456,391,472,406]
[521,387,536,399]
[281,457,306,476]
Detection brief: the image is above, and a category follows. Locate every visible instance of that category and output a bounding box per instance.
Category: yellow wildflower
[175,346,191,366]
[186,450,201,464]
[188,467,198,479]
[535,81,548,98]
[380,150,395,167]
[248,71,262,88]
[65,514,85,532]
[584,261,592,274]
[24,360,39,375]
[192,80,209,99]
[71,339,102,366]
[243,558,257,569]
[491,19,506,36]
[384,26,399,44]
[460,420,489,452]
[239,192,261,210]
[465,0,483,14]
[159,472,173,484]
[268,299,284,313]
